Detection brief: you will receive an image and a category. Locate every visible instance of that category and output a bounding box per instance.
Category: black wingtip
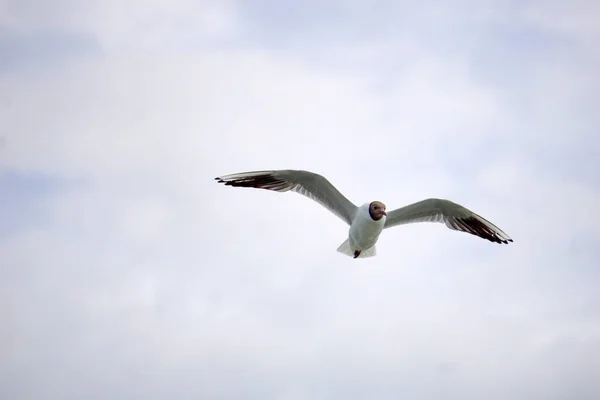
[457,216,513,245]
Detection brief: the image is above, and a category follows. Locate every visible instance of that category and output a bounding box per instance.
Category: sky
[1,0,599,399]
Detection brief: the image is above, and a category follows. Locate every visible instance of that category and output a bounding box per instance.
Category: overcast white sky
[1,1,599,399]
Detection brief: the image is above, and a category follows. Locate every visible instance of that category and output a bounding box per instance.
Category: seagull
[215,169,513,258]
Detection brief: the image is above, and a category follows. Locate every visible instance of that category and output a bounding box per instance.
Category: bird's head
[369,201,387,221]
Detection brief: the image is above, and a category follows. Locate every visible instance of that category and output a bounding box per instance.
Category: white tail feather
[336,239,353,257]
[336,239,377,258]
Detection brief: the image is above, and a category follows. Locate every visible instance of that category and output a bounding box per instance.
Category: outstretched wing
[384,198,513,244]
[215,169,357,225]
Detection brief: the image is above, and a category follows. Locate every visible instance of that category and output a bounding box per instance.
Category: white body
[337,203,386,258]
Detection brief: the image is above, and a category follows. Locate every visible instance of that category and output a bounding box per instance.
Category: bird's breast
[349,214,386,250]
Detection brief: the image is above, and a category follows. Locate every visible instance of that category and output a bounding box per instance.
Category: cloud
[1,0,599,399]
[0,28,101,72]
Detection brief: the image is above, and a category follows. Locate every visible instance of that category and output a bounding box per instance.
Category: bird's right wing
[215,170,358,225]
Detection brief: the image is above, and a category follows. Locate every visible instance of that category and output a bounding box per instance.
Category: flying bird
[215,169,513,258]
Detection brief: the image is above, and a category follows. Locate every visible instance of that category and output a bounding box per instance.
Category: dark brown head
[369,201,387,221]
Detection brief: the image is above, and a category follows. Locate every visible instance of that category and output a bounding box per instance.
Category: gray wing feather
[215,170,357,225]
[384,198,513,244]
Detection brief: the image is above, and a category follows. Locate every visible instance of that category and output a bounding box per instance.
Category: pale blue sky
[1,1,599,399]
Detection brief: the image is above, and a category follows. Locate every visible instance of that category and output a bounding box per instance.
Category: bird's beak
[382,210,387,216]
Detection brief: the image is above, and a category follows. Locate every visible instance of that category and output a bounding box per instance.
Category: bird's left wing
[215,169,358,225]
[384,198,513,244]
